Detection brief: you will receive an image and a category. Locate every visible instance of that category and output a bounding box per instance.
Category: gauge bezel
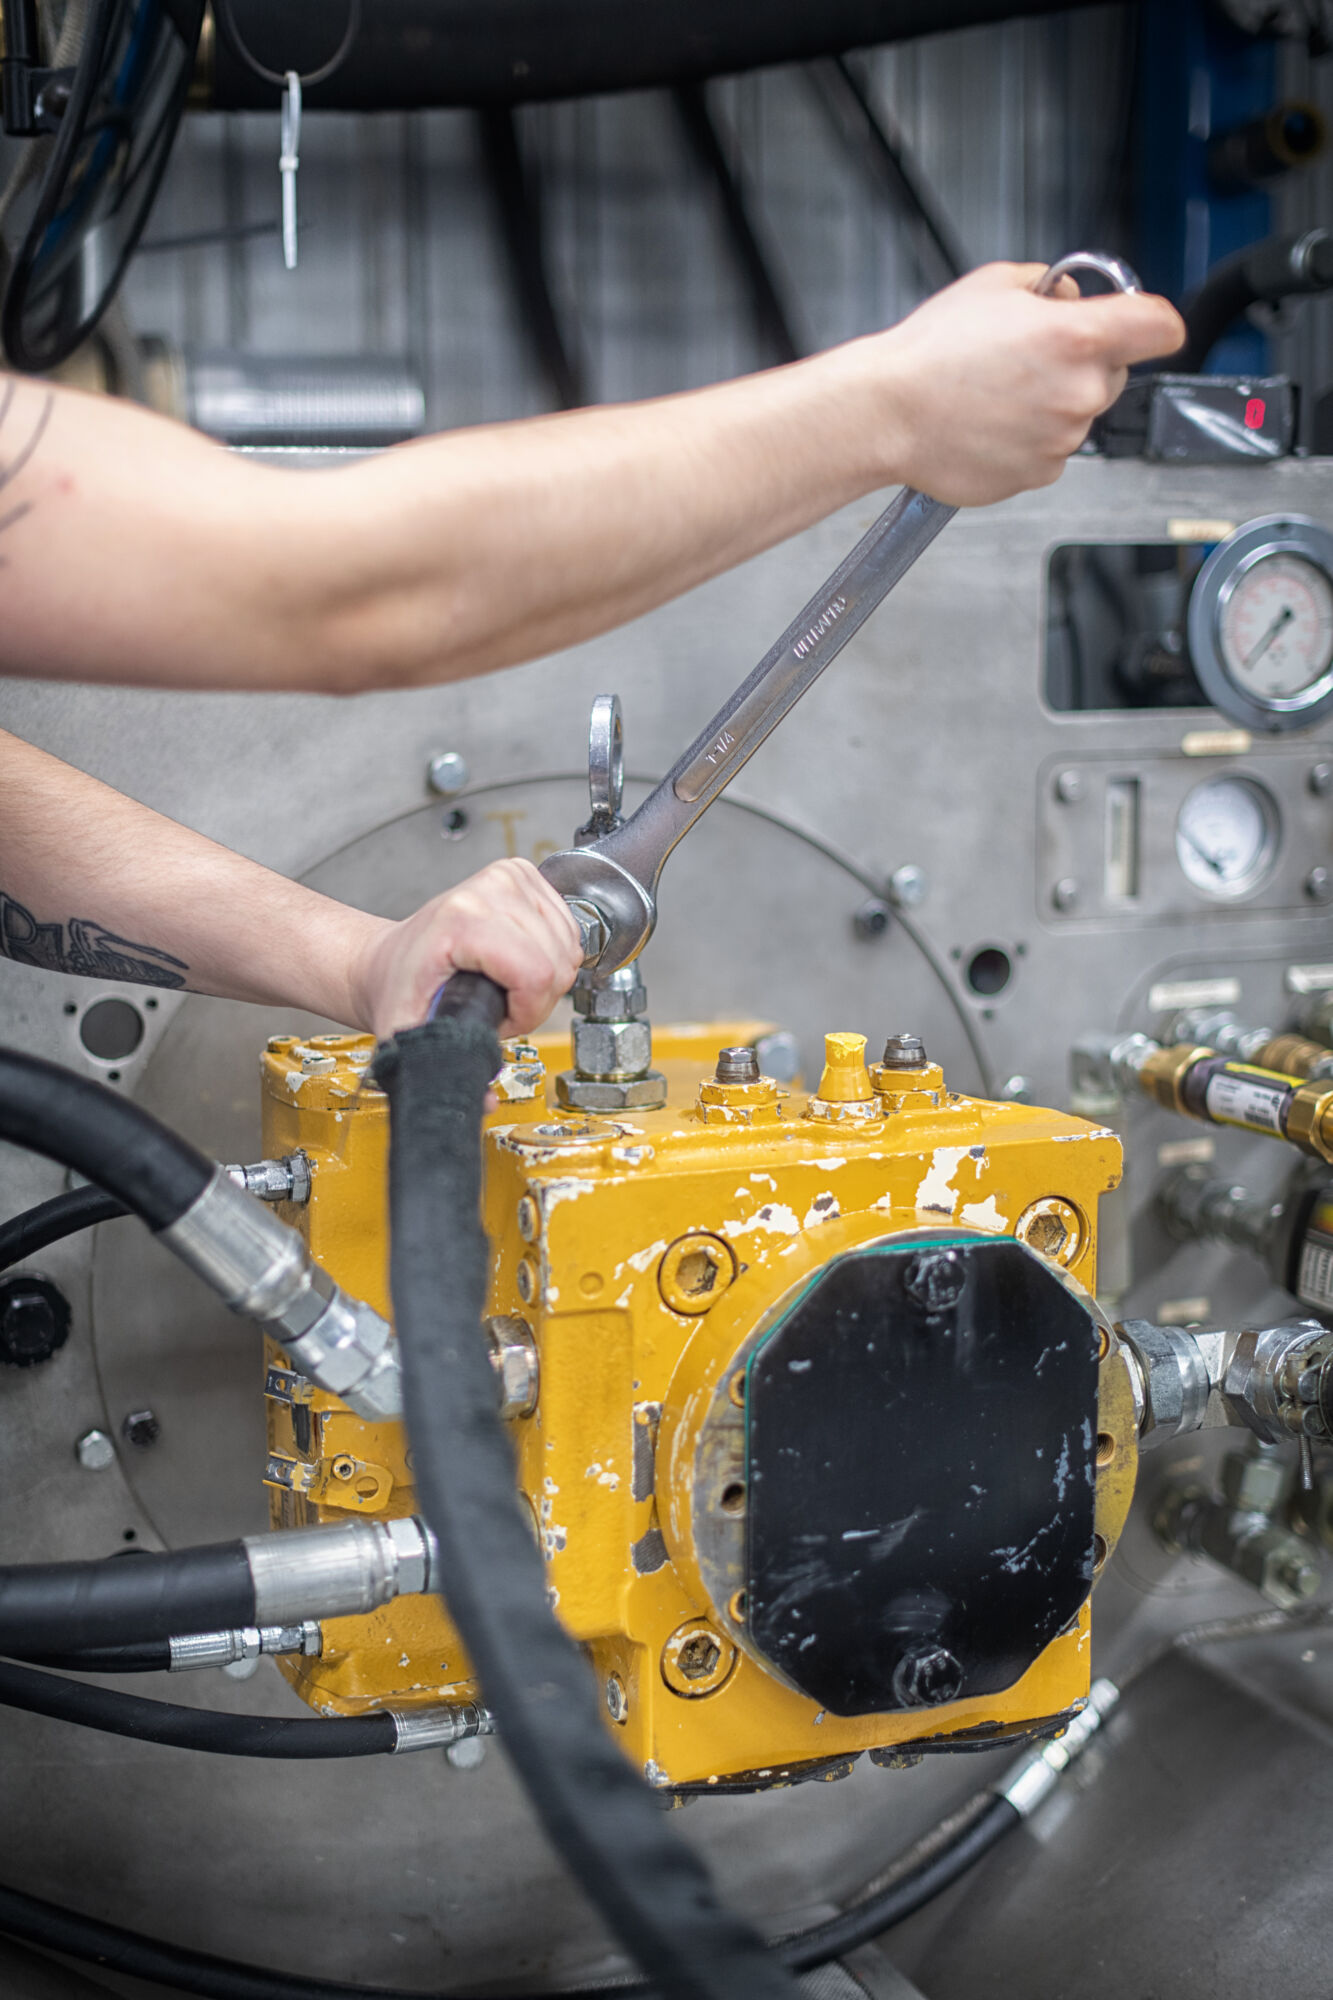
[1174,772,1281,901]
[1187,514,1333,733]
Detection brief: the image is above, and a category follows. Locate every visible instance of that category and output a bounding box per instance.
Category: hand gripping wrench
[538,249,1139,977]
[432,250,1139,1023]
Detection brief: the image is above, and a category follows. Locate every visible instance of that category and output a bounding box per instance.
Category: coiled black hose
[0,1183,127,1274]
[373,977,797,2000]
[0,1542,255,1654]
[0,1659,396,1758]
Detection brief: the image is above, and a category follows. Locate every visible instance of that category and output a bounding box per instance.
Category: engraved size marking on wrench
[793,594,847,659]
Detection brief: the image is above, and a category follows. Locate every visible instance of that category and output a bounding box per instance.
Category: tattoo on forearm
[0,384,54,555]
[0,889,187,988]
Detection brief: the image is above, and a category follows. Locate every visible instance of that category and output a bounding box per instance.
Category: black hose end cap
[0,1274,71,1367]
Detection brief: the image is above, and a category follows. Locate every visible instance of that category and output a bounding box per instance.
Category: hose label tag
[1202,1069,1289,1135]
[1298,1227,1333,1314]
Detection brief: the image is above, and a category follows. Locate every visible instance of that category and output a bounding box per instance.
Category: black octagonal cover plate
[744,1235,1098,1717]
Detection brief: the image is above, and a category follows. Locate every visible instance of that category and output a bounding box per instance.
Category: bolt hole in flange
[441,807,469,840]
[1092,1532,1109,1573]
[79,997,145,1062]
[720,1481,747,1515]
[965,945,1012,997]
[1096,1431,1116,1467]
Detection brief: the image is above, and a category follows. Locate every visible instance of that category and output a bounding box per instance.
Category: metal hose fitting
[160,1167,400,1417]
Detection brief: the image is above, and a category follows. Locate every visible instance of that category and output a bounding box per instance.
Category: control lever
[432,249,1139,1023]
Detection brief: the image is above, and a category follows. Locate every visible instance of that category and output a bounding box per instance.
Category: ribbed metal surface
[123,7,1135,431]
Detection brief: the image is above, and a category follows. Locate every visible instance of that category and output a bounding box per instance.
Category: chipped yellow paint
[260,1022,1129,1785]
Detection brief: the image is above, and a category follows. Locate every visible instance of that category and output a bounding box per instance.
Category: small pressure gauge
[1188,516,1333,731]
[1175,774,1280,898]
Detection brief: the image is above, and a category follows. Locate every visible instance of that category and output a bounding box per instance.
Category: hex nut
[573,973,647,1023]
[571,1016,653,1080]
[556,1071,668,1111]
[485,1314,539,1419]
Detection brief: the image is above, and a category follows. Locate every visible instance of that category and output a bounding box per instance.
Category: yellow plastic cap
[816,1031,873,1102]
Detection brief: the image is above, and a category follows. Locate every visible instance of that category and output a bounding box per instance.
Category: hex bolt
[853,897,891,940]
[1055,769,1084,804]
[1052,877,1079,913]
[715,1045,760,1085]
[426,751,469,796]
[880,1033,927,1070]
[121,1408,160,1450]
[891,1643,963,1708]
[605,1674,628,1723]
[446,1735,488,1770]
[1306,866,1333,904]
[1271,1550,1321,1601]
[888,864,927,910]
[75,1428,116,1472]
[1310,761,1333,798]
[0,1275,70,1368]
[753,1030,800,1083]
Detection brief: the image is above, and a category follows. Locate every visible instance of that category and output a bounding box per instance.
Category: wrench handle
[590,247,1142,914]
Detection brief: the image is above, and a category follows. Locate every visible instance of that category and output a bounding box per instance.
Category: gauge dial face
[1218,552,1333,702]
[1175,775,1279,899]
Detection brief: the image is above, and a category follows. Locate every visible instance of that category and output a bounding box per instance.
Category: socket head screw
[605,1674,628,1723]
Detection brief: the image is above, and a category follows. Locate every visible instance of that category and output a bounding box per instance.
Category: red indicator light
[1244,397,1267,430]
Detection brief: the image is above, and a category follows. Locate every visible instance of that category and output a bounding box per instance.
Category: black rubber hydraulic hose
[13,1639,171,1672]
[1178,226,1333,371]
[0,1542,255,1654]
[0,1183,127,1274]
[0,1660,396,1758]
[372,976,798,2000]
[0,1792,1013,2000]
[0,1045,211,1228]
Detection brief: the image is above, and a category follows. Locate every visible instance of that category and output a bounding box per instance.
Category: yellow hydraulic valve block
[260,1023,1135,1796]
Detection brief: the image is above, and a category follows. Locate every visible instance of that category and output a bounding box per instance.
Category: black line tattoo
[0,889,188,988]
[0,386,54,562]
[0,389,53,497]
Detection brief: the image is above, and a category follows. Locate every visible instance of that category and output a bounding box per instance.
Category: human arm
[0,264,1183,695]
[0,730,581,1037]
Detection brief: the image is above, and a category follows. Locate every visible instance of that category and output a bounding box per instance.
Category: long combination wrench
[433,249,1139,1019]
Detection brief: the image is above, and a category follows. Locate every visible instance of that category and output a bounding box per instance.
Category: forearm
[0,264,1183,696]
[0,731,388,1024]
